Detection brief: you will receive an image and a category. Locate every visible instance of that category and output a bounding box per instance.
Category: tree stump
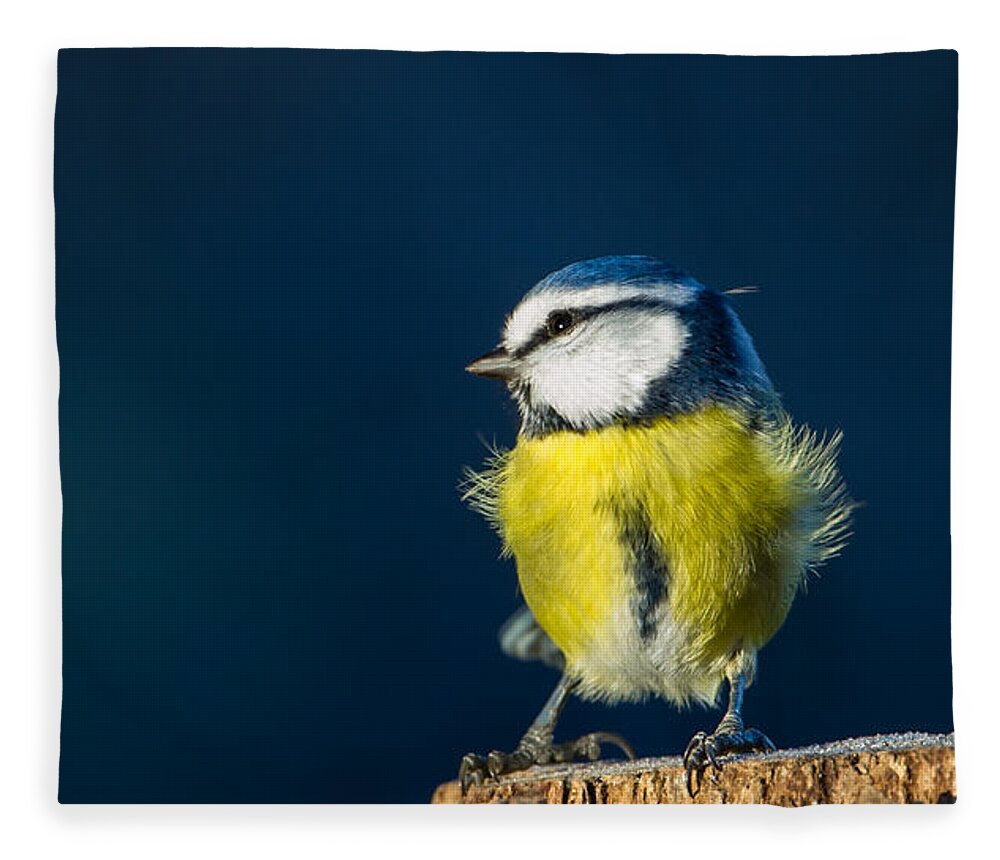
[432,732,955,805]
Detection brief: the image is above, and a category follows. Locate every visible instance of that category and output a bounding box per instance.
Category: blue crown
[532,255,701,293]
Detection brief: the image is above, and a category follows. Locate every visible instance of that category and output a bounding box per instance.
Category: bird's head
[467,255,774,435]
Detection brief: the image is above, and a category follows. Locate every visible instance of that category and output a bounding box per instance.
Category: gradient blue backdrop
[55,48,956,802]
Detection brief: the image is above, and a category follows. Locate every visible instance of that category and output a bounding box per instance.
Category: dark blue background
[55,49,955,802]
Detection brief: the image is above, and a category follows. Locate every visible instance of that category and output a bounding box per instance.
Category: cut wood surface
[432,732,955,805]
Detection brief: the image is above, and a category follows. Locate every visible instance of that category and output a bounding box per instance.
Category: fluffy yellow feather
[464,405,851,705]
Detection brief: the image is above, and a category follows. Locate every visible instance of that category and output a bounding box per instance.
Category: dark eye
[545,310,575,337]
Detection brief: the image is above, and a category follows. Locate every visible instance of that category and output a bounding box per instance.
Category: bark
[432,732,955,805]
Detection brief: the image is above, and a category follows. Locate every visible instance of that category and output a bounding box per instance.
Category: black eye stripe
[511,296,680,359]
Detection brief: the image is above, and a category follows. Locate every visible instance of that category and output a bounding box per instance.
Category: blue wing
[498,605,564,671]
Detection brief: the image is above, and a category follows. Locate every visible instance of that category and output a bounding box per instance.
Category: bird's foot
[682,719,776,797]
[459,731,634,793]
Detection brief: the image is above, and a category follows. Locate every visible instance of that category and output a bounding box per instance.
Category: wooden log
[432,732,955,805]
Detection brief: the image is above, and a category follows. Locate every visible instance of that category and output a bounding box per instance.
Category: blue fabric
[56,48,956,802]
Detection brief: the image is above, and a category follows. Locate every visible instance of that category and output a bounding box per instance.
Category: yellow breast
[478,406,823,675]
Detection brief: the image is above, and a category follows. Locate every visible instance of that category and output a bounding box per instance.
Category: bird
[459,255,853,795]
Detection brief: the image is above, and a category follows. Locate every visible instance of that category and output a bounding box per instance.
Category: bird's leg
[682,660,776,797]
[459,673,634,792]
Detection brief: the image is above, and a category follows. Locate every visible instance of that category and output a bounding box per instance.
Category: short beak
[466,346,520,381]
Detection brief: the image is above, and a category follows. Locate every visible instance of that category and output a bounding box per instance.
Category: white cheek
[526,313,688,427]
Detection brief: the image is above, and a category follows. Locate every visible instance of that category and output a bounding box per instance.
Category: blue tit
[459,255,852,794]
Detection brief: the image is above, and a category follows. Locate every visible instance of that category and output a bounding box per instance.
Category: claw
[550,731,636,765]
[745,728,777,753]
[459,729,635,789]
[705,739,722,771]
[589,731,636,761]
[576,736,602,761]
[683,731,706,770]
[459,753,487,793]
[682,725,776,798]
[685,762,700,797]
[486,750,503,779]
